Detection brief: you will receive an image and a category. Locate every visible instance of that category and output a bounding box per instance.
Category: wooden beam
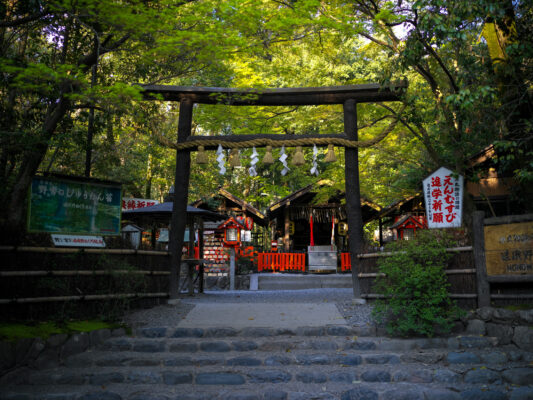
[484,213,533,225]
[0,246,169,256]
[487,275,533,283]
[138,82,407,106]
[169,99,193,299]
[473,211,491,307]
[0,293,168,305]
[344,99,364,299]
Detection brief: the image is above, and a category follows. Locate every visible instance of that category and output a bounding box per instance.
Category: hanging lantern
[196,145,208,164]
[217,217,245,247]
[263,145,274,164]
[291,146,305,166]
[324,144,337,162]
[338,222,348,236]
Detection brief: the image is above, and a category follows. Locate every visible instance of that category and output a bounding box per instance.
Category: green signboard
[28,176,122,235]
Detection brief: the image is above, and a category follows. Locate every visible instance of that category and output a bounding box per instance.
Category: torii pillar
[344,99,364,299]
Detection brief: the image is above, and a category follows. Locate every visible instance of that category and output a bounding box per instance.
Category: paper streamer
[310,144,319,176]
[249,147,259,176]
[279,145,290,176]
[216,144,226,175]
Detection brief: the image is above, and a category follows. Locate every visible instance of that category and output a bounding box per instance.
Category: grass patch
[0,320,123,342]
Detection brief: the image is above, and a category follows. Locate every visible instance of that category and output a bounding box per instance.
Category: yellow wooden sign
[484,221,533,276]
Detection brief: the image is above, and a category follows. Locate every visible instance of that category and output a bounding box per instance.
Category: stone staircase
[1,325,533,400]
[254,273,352,290]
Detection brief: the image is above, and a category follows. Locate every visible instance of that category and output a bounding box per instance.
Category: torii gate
[139,83,406,299]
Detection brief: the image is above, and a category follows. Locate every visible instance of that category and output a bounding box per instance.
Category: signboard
[484,221,533,275]
[423,167,463,228]
[122,198,159,211]
[28,176,122,235]
[52,234,106,248]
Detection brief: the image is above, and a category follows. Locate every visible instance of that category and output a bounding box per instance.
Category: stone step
[255,273,352,290]
[63,348,533,369]
[103,334,502,354]
[2,370,533,400]
[2,327,532,400]
[137,325,361,338]
[9,363,533,387]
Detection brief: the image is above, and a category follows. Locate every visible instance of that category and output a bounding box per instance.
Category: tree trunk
[2,95,71,243]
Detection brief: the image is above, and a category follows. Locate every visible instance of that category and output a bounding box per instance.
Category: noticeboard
[28,176,122,236]
[423,167,464,228]
[484,221,533,275]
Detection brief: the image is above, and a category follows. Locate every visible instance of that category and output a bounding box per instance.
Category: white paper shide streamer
[279,145,290,176]
[216,144,226,175]
[310,144,319,176]
[249,147,259,176]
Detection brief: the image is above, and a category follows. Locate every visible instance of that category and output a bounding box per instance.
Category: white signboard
[423,167,464,228]
[122,198,159,211]
[52,234,105,248]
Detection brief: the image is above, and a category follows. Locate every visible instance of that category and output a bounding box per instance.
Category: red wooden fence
[257,252,306,272]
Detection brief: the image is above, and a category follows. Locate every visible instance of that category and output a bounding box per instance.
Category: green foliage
[0,320,122,342]
[372,230,462,337]
[236,255,255,275]
[2,0,532,236]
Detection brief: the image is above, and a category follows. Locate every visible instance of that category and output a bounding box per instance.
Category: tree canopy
[1,0,531,241]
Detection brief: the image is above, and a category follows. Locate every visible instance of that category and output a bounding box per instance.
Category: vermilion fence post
[341,252,352,271]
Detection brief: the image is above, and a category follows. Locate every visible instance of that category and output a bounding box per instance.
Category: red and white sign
[423,167,464,229]
[121,198,159,211]
[52,234,105,248]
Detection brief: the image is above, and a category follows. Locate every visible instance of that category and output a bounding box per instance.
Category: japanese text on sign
[484,221,533,275]
[28,176,122,235]
[423,167,463,228]
[121,198,159,211]
[52,234,106,248]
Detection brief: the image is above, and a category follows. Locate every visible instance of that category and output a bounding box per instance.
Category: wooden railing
[257,252,306,272]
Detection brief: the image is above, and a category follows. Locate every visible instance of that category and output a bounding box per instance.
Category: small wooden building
[467,144,521,217]
[375,195,427,244]
[191,188,268,272]
[268,183,381,252]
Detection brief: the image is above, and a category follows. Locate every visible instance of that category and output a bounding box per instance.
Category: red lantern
[217,217,245,247]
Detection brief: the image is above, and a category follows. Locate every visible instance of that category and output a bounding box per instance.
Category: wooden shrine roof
[192,188,267,226]
[268,183,381,224]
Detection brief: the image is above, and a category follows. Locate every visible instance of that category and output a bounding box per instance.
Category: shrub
[371,230,462,337]
[237,255,255,274]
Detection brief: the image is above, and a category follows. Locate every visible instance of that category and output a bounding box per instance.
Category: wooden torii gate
[139,83,406,299]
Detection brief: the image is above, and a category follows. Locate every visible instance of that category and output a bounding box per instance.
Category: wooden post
[344,99,364,299]
[230,247,236,291]
[198,218,204,293]
[168,98,193,300]
[284,206,290,251]
[473,210,490,307]
[187,215,194,296]
[378,218,383,248]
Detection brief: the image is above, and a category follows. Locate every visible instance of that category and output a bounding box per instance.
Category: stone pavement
[177,303,347,329]
[1,291,533,400]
